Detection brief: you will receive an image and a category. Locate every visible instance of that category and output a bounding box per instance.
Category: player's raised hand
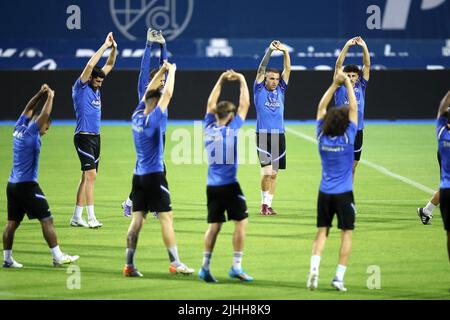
[346,37,358,47]
[269,40,280,51]
[354,36,366,47]
[228,70,245,81]
[40,83,49,93]
[110,32,118,48]
[104,32,114,47]
[333,70,348,85]
[274,42,288,52]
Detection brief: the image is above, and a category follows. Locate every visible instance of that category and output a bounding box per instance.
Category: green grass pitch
[0,122,449,300]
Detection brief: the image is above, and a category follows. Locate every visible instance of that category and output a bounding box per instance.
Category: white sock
[72,205,83,220]
[310,255,321,274]
[261,191,270,205]
[424,202,436,215]
[335,264,347,282]
[125,197,133,207]
[86,205,96,221]
[232,251,243,270]
[267,194,273,207]
[202,251,212,271]
[168,246,181,266]
[4,250,12,263]
[50,245,63,260]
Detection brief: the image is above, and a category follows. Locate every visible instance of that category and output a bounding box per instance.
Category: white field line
[285,127,435,195]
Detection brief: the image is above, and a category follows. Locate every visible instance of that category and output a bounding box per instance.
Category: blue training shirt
[72,78,102,134]
[437,116,450,189]
[204,113,244,186]
[9,115,41,183]
[132,105,165,175]
[254,79,287,133]
[317,119,357,194]
[334,77,367,131]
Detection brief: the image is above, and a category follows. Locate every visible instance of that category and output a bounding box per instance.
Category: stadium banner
[0,0,449,70]
[0,70,449,121]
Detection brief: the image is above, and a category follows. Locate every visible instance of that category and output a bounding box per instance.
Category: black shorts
[74,134,100,171]
[207,182,248,223]
[317,191,356,230]
[439,188,450,231]
[7,182,51,222]
[131,172,172,214]
[354,130,363,161]
[256,132,286,170]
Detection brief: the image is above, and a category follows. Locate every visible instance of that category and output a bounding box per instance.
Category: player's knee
[261,165,273,176]
[236,218,248,230]
[6,220,20,232]
[208,223,222,234]
[84,170,97,182]
[39,216,54,227]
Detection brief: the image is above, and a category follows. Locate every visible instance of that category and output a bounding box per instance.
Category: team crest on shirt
[91,99,101,107]
[265,90,280,110]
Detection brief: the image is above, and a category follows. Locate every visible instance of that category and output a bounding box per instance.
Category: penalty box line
[285,127,435,195]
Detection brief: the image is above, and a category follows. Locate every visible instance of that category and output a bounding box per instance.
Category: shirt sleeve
[254,80,264,92]
[204,113,216,128]
[15,115,30,128]
[346,121,358,144]
[26,121,40,136]
[73,77,88,93]
[316,119,324,138]
[437,116,448,139]
[144,106,164,128]
[359,76,368,90]
[229,115,244,130]
[279,78,288,92]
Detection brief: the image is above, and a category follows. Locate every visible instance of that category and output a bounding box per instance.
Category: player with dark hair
[307,71,358,292]
[433,89,450,261]
[198,70,252,283]
[121,28,168,217]
[254,40,291,216]
[123,61,194,277]
[70,32,118,228]
[3,85,79,268]
[334,36,370,179]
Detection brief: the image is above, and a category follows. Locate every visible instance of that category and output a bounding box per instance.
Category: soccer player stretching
[122,28,168,217]
[417,90,450,226]
[434,89,450,262]
[3,85,79,268]
[307,71,357,292]
[255,40,291,216]
[70,32,118,228]
[198,70,252,283]
[334,36,370,179]
[123,62,194,277]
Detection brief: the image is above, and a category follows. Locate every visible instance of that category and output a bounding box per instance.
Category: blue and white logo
[110,0,194,41]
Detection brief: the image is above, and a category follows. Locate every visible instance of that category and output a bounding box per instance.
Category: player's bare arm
[335,37,357,76]
[157,62,176,112]
[36,87,55,129]
[142,62,169,100]
[102,32,118,76]
[22,84,49,118]
[355,36,371,81]
[80,32,114,83]
[228,70,250,120]
[207,70,232,114]
[275,42,291,84]
[256,41,278,83]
